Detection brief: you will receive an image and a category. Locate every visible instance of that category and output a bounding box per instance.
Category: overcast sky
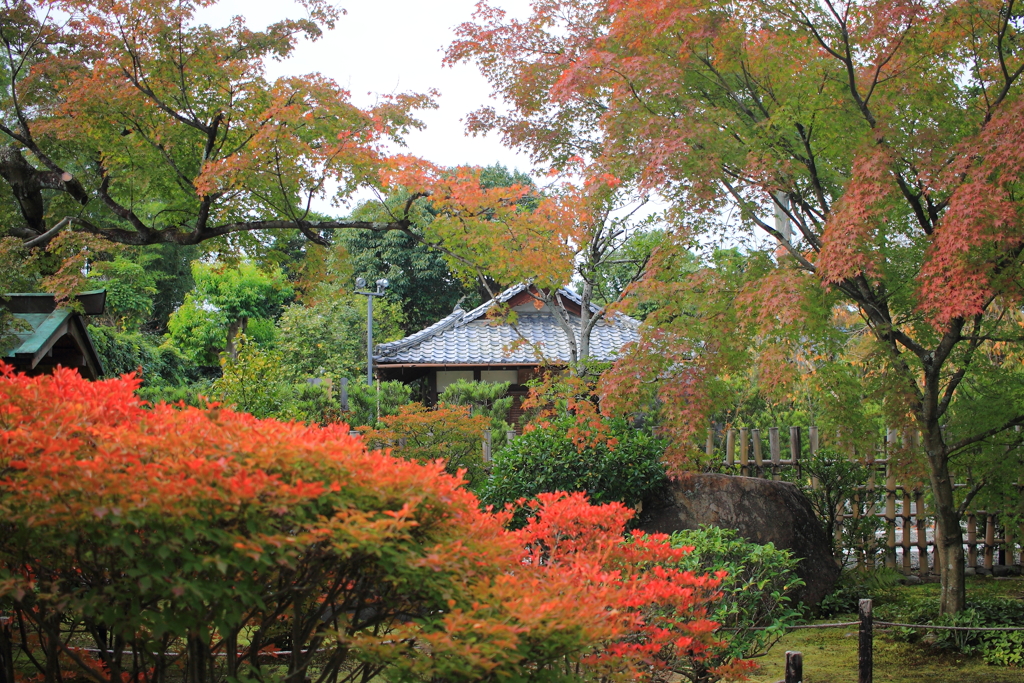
[201,0,536,206]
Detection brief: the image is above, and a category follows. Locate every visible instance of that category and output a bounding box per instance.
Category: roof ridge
[375,282,639,357]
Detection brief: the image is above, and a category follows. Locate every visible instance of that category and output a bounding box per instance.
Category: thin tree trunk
[923,434,966,613]
[224,316,248,361]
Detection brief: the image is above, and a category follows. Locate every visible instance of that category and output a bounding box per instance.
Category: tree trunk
[923,438,966,614]
[224,316,248,361]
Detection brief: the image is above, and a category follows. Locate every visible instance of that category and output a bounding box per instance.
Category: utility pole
[354,277,388,387]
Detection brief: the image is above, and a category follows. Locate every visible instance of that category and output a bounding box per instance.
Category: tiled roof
[374,284,639,365]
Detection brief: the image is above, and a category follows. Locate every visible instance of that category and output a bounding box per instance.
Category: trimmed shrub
[481,416,667,516]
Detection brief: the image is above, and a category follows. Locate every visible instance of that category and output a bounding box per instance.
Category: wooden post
[769,427,781,480]
[483,430,492,463]
[853,491,864,571]
[885,465,897,570]
[809,426,820,488]
[984,513,995,571]
[916,491,929,574]
[785,651,803,683]
[859,599,873,683]
[506,430,516,445]
[902,489,912,574]
[339,377,349,411]
[967,513,978,569]
[790,426,801,464]
[726,428,736,467]
[739,428,749,476]
[1005,524,1015,568]
[706,428,714,459]
[752,429,764,474]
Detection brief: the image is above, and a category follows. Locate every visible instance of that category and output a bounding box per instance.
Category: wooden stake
[739,428,749,476]
[785,651,803,683]
[859,599,873,683]
[769,427,781,480]
[752,429,763,473]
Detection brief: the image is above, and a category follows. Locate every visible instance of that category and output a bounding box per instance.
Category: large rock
[637,472,840,607]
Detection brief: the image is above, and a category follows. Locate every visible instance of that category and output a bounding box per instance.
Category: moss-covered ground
[747,576,1024,683]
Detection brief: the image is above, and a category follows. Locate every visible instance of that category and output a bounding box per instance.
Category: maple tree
[450,0,1024,613]
[0,0,432,252]
[386,159,654,375]
[0,364,740,683]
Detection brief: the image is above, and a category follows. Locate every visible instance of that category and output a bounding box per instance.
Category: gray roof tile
[375,284,639,365]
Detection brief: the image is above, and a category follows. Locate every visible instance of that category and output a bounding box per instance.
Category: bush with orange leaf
[0,365,735,683]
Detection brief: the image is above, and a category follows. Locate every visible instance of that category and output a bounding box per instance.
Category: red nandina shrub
[0,365,734,683]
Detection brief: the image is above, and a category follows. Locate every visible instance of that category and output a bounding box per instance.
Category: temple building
[373,283,639,421]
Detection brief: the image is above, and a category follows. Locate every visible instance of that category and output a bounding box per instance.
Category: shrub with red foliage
[0,365,736,683]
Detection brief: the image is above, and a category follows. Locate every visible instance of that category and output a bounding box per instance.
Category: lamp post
[355,277,388,387]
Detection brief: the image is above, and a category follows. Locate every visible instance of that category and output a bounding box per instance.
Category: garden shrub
[876,596,1024,664]
[661,527,805,682]
[360,402,491,488]
[819,567,904,617]
[89,325,199,386]
[798,447,878,564]
[208,338,343,425]
[481,416,667,517]
[346,379,412,428]
[438,378,513,432]
[0,364,732,683]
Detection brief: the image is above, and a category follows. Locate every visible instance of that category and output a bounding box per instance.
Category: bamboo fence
[705,425,1024,576]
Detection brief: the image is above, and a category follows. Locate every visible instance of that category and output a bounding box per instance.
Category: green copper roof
[6,309,73,359]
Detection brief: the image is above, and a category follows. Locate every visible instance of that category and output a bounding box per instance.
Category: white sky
[200,0,537,212]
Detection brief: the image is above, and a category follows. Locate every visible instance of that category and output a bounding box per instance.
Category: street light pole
[354,277,388,387]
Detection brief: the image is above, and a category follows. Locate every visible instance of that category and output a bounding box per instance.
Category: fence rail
[706,425,1024,576]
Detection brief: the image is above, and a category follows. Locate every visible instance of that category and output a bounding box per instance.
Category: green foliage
[88,325,197,387]
[438,379,513,432]
[662,527,805,682]
[211,337,341,424]
[481,416,666,516]
[346,380,413,429]
[343,198,481,333]
[88,254,162,328]
[167,262,293,364]
[877,596,1024,663]
[819,568,904,617]
[360,403,492,489]
[797,447,878,564]
[275,294,405,382]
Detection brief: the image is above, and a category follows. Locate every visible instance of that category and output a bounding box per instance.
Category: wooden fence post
[706,428,715,459]
[339,377,348,411]
[809,426,820,488]
[885,464,897,570]
[483,430,492,463]
[506,430,516,445]
[916,490,929,574]
[967,513,978,569]
[752,429,763,474]
[785,651,803,683]
[769,427,781,480]
[985,513,995,571]
[739,428,749,476]
[859,599,873,683]
[726,429,736,467]
[902,489,912,574]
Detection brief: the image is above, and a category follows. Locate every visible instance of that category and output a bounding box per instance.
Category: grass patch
[746,576,1024,683]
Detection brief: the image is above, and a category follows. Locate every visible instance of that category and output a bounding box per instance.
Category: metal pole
[366,292,373,387]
